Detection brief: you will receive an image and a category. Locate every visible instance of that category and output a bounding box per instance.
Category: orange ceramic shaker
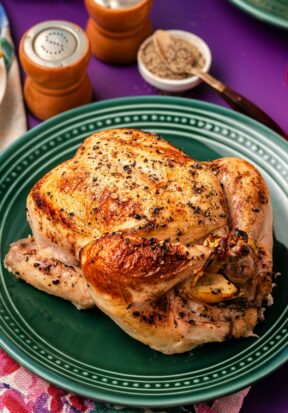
[85,0,153,65]
[19,20,93,120]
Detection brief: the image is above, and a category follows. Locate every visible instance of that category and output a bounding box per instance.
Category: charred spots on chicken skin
[8,129,274,353]
[129,294,172,325]
[131,305,167,326]
[154,294,169,313]
[34,197,46,209]
[233,229,249,242]
[187,202,202,215]
[123,165,132,174]
[258,191,268,205]
[193,182,205,194]
[191,162,203,170]
[152,207,164,215]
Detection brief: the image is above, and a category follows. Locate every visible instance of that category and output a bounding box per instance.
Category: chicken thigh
[5,129,273,354]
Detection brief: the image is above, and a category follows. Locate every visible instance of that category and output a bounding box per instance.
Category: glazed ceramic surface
[229,0,288,29]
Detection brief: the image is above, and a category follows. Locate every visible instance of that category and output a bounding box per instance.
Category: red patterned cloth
[0,349,250,413]
[0,350,95,413]
[194,387,250,413]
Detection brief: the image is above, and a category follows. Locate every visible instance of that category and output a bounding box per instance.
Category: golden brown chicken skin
[5,129,273,354]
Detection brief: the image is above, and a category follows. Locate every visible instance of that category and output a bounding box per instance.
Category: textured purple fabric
[1,1,287,412]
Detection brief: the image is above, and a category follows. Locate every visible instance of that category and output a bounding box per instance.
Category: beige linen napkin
[0,12,26,150]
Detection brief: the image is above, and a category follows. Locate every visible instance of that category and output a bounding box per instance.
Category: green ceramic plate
[0,97,287,408]
[229,0,288,29]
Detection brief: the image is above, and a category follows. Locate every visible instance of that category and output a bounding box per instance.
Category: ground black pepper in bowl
[140,36,206,80]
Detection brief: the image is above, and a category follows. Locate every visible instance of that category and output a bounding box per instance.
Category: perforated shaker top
[22,20,89,68]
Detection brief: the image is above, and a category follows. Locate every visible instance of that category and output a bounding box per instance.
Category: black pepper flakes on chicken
[5,129,273,354]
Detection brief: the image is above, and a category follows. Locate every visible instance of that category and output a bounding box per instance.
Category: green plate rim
[228,0,288,29]
[1,96,287,162]
[0,96,287,407]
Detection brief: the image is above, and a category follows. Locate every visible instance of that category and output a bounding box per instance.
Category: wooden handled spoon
[154,30,287,139]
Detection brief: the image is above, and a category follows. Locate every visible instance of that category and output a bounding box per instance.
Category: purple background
[2,0,287,412]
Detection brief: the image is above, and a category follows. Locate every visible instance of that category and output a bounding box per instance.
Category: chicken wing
[5,237,94,309]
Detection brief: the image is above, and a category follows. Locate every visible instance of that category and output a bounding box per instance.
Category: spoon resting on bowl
[153,30,287,139]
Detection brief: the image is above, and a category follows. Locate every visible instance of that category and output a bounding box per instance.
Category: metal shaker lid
[22,20,89,68]
[95,0,143,9]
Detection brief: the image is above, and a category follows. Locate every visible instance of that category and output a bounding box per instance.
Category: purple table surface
[2,0,288,412]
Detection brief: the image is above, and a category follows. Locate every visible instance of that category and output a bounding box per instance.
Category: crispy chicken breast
[5,129,273,354]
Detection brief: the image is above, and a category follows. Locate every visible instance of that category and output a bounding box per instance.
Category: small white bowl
[137,30,212,93]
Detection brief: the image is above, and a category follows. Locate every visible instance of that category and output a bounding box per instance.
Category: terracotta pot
[85,0,153,64]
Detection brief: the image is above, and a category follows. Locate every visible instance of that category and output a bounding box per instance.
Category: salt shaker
[19,20,93,120]
[85,0,153,65]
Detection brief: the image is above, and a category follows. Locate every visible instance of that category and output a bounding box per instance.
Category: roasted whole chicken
[5,129,273,354]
